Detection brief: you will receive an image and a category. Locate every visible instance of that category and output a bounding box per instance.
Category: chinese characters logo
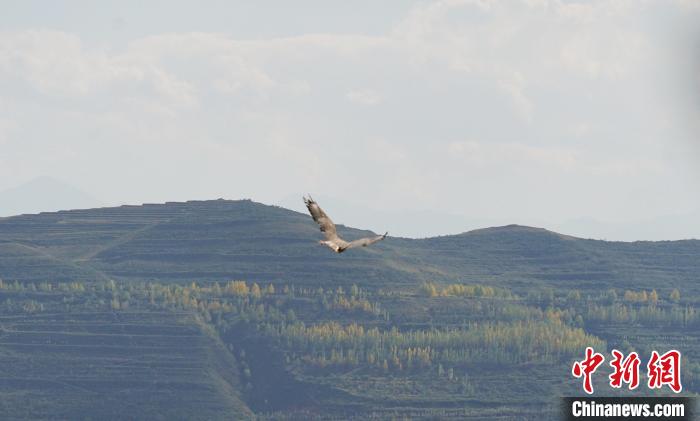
[572,347,682,394]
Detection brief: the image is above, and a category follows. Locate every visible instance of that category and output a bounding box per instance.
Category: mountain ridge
[0,199,698,294]
[3,198,698,243]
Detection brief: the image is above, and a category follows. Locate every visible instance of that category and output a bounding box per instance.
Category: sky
[1,0,699,240]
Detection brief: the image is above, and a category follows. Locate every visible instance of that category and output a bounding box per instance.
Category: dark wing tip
[303,194,315,205]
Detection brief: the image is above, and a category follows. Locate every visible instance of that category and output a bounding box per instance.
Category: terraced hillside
[0,200,699,295]
[0,308,251,419]
[0,200,439,287]
[0,277,697,420]
[1,200,699,419]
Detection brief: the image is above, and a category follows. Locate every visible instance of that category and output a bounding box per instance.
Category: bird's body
[303,195,387,253]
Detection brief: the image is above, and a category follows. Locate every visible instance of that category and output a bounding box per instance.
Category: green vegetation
[1,201,699,419]
[0,276,697,419]
[419,281,514,298]
[0,284,252,419]
[1,200,700,295]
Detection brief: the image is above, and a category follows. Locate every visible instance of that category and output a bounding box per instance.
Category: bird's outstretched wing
[345,232,388,250]
[303,195,387,253]
[303,195,340,241]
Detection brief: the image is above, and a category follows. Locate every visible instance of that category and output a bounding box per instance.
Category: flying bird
[303,195,388,253]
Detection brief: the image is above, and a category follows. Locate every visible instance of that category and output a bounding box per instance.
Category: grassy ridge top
[0,199,698,293]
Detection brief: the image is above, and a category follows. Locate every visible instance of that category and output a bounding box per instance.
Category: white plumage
[303,195,387,253]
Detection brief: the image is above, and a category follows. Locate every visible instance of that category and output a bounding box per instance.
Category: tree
[670,289,681,303]
[605,289,618,304]
[640,290,648,302]
[649,289,658,305]
[286,309,296,322]
[251,283,262,299]
[461,373,475,394]
[227,281,249,296]
[567,290,581,304]
[420,282,438,297]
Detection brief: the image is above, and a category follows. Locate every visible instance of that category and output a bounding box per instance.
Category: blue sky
[1,0,699,240]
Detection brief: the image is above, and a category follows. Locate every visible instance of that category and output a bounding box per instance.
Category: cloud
[0,117,14,146]
[447,140,578,170]
[346,88,382,105]
[0,1,697,239]
[0,30,199,111]
[497,73,533,122]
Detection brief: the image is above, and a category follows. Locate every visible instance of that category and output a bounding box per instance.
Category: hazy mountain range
[1,178,697,241]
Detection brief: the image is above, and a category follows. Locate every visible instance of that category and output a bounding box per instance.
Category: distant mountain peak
[0,176,101,217]
[458,224,577,240]
[464,224,550,234]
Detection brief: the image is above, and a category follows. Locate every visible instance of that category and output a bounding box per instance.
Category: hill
[0,308,252,420]
[0,176,101,217]
[1,200,700,419]
[0,199,698,294]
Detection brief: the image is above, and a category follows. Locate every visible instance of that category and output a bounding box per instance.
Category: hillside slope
[0,199,698,292]
[0,309,252,419]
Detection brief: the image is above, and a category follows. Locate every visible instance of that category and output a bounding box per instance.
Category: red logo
[572,348,683,394]
[647,350,682,393]
[572,347,605,394]
[609,349,640,390]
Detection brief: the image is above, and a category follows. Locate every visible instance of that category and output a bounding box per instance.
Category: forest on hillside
[0,277,698,419]
[0,201,698,418]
